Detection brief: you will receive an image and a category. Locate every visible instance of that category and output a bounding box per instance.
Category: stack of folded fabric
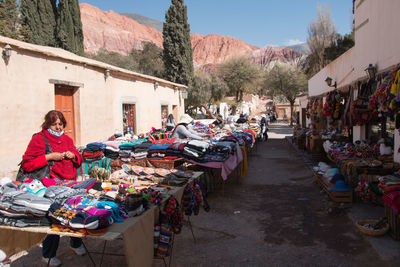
[0,181,52,227]
[147,143,170,159]
[83,142,105,162]
[165,142,186,159]
[182,140,211,161]
[378,174,400,194]
[0,178,125,231]
[232,132,253,146]
[131,141,153,159]
[211,141,235,154]
[219,134,242,145]
[44,186,89,205]
[104,146,119,159]
[119,150,132,162]
[382,191,400,215]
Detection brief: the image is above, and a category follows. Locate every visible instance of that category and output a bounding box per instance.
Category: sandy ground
[10,122,400,267]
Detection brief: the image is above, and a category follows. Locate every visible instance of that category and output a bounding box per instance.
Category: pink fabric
[383,191,400,215]
[187,144,243,180]
[104,141,122,149]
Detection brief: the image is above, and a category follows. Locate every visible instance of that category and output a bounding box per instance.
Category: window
[161,105,168,127]
[122,104,136,135]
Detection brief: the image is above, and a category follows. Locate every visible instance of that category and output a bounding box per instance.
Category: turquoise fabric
[77,157,112,176]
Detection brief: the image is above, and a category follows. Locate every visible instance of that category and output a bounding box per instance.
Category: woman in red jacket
[21,110,84,266]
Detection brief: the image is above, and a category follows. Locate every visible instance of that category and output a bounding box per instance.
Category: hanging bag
[16,133,54,182]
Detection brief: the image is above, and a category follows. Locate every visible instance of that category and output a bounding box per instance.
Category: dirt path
[164,127,393,267]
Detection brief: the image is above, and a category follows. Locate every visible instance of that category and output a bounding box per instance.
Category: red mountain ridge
[80,3,300,68]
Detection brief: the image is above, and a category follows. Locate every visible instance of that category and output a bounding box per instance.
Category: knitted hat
[178,114,193,124]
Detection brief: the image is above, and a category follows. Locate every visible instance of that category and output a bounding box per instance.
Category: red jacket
[22,129,82,180]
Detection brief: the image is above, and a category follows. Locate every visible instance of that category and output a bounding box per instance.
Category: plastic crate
[314,172,353,203]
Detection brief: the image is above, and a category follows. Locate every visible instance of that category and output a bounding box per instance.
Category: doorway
[55,85,76,142]
[161,105,168,128]
[172,105,178,122]
[122,103,136,135]
[301,108,306,127]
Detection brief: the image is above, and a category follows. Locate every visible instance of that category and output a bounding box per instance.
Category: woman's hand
[46,152,64,161]
[64,151,76,160]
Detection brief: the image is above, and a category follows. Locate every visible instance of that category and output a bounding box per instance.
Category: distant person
[213,114,224,128]
[171,114,203,140]
[265,113,271,125]
[271,113,276,123]
[236,114,247,124]
[259,114,269,141]
[165,114,176,131]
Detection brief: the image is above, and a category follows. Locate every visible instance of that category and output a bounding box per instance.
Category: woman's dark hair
[167,114,174,123]
[41,110,67,129]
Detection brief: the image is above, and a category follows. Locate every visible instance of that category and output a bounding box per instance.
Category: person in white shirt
[171,114,203,140]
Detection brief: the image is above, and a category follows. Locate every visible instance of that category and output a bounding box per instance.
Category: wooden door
[172,105,178,122]
[55,85,76,142]
[301,108,306,127]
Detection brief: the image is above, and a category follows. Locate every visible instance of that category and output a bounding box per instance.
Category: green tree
[217,56,263,104]
[88,48,139,71]
[324,32,354,62]
[0,0,20,39]
[56,0,84,55]
[305,5,336,77]
[162,0,194,86]
[130,42,164,77]
[20,0,57,46]
[186,71,229,117]
[265,64,307,126]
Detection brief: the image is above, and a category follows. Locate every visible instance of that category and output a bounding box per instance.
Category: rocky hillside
[191,33,259,66]
[252,46,301,66]
[80,3,301,67]
[80,3,163,55]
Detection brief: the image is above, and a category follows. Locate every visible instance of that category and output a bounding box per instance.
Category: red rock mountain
[80,3,300,67]
[252,46,301,66]
[80,3,163,55]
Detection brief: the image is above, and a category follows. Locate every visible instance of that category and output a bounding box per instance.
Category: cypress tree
[20,0,57,46]
[0,0,20,39]
[68,0,84,55]
[56,0,84,55]
[162,0,194,86]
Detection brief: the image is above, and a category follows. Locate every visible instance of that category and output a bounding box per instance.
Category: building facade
[308,0,400,162]
[0,36,186,177]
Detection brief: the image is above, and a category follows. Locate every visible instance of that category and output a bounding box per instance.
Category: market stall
[307,65,400,240]
[0,171,204,267]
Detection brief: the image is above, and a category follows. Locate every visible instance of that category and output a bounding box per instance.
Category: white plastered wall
[308,0,400,161]
[0,37,185,177]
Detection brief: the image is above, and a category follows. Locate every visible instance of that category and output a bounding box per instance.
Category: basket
[356,219,389,236]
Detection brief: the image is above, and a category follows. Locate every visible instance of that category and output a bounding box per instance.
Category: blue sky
[80,0,353,48]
